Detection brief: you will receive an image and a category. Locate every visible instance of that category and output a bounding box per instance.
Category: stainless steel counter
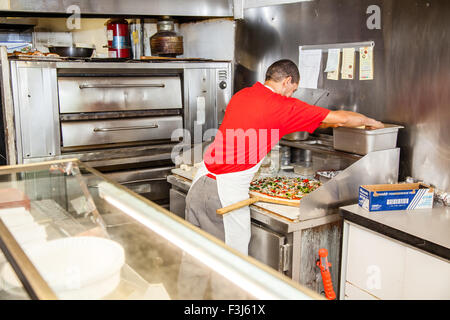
[167,171,343,295]
[340,204,450,260]
[167,147,400,297]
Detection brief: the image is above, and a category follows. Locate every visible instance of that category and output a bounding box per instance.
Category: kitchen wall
[32,17,235,60]
[179,18,235,60]
[234,0,450,191]
[34,18,176,57]
[34,18,109,56]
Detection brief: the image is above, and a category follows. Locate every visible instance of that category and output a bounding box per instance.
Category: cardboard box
[359,183,434,212]
[0,188,30,211]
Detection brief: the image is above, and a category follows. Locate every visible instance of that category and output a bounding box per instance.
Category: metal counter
[167,147,400,296]
[167,171,343,295]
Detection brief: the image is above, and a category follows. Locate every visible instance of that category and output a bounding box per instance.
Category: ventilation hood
[1,0,233,17]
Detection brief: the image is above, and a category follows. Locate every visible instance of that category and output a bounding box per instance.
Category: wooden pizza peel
[216,191,300,215]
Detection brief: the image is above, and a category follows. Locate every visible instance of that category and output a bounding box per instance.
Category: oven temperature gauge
[219,81,227,90]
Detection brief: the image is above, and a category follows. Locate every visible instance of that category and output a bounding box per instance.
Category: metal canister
[269,145,281,174]
[129,19,143,59]
[106,18,130,58]
[150,18,183,57]
[280,146,291,166]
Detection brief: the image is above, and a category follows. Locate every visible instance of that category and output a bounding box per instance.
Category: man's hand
[364,118,384,130]
[318,123,339,129]
[322,110,384,130]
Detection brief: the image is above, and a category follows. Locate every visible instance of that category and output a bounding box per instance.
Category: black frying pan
[48,46,94,58]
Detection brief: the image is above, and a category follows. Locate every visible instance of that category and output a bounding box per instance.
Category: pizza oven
[6,59,232,208]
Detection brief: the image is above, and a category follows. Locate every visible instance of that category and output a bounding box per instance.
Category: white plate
[1,236,125,299]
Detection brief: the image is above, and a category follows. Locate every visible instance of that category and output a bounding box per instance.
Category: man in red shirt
[185,59,383,255]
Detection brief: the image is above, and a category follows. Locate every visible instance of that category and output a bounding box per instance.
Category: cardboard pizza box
[0,188,31,211]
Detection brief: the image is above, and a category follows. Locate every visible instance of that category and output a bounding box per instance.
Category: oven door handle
[120,178,167,185]
[93,124,158,132]
[79,84,165,89]
[88,177,167,188]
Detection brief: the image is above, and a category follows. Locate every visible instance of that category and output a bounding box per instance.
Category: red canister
[106,18,130,58]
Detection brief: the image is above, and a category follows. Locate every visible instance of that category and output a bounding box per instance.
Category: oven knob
[219,81,227,90]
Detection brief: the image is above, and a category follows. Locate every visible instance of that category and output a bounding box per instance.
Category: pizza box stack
[358,183,434,212]
[0,188,48,266]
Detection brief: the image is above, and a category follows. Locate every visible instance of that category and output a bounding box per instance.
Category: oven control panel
[216,67,232,126]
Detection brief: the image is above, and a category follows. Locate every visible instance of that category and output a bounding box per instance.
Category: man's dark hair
[265,59,300,84]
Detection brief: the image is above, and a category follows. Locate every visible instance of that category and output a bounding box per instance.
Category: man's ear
[283,76,293,86]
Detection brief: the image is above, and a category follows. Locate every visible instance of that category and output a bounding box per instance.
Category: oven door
[58,76,182,113]
[61,116,183,148]
[249,222,290,273]
[101,166,173,207]
[169,188,187,219]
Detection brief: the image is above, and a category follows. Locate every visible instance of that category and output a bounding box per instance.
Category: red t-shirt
[204,82,330,174]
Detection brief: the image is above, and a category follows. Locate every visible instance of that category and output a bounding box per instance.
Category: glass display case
[0,159,321,300]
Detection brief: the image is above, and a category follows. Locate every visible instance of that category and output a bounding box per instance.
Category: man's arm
[321,110,384,129]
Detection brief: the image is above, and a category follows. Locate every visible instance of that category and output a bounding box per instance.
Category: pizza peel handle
[216,195,300,215]
[216,198,261,215]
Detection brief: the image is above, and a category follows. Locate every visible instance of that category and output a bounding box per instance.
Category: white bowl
[1,236,125,299]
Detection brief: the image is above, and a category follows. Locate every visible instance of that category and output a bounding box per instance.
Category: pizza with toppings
[249,177,322,201]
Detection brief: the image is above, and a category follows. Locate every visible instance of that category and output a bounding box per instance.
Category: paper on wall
[341,48,355,80]
[327,68,340,81]
[360,46,374,80]
[324,49,340,72]
[325,49,341,80]
[298,48,322,89]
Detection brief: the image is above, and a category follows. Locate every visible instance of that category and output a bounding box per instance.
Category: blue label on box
[358,186,433,212]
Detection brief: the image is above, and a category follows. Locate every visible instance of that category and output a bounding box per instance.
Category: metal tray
[333,124,404,155]
[282,131,309,141]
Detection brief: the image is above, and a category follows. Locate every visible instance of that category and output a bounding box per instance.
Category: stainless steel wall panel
[299,148,400,220]
[14,65,60,159]
[184,68,217,144]
[215,66,233,125]
[234,0,450,190]
[58,76,183,113]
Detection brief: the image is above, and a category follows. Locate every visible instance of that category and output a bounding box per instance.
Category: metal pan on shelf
[47,46,94,58]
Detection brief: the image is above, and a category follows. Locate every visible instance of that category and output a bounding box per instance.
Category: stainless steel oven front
[8,60,232,206]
